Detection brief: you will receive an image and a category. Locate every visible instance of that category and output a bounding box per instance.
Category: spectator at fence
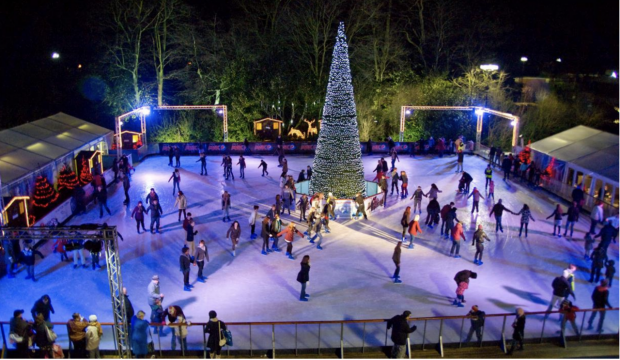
[31,295,54,323]
[587,279,612,333]
[68,313,89,358]
[507,308,526,355]
[559,300,580,337]
[34,313,55,358]
[387,310,417,359]
[464,305,485,345]
[205,310,227,359]
[131,310,150,358]
[150,298,164,336]
[163,305,187,352]
[147,275,164,306]
[86,314,103,358]
[10,309,31,358]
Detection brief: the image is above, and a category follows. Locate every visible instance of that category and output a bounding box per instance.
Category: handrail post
[501,315,507,354]
[340,322,344,359]
[561,323,567,349]
[458,317,465,348]
[578,311,587,342]
[406,337,411,359]
[421,319,427,350]
[384,323,388,346]
[112,324,118,352]
[157,325,162,358]
[540,313,547,343]
[361,323,366,354]
[438,319,444,358]
[295,323,298,357]
[318,323,321,355]
[67,323,72,359]
[479,325,485,347]
[272,324,276,359]
[202,324,207,359]
[0,323,7,359]
[250,324,252,357]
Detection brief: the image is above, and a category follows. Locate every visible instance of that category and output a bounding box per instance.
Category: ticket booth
[2,196,32,227]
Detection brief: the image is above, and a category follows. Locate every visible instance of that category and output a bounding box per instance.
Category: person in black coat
[502,155,513,181]
[387,310,417,358]
[297,255,311,301]
[425,198,441,228]
[464,305,485,344]
[587,279,613,332]
[589,247,606,283]
[168,146,174,166]
[180,246,192,291]
[507,308,526,354]
[97,185,111,218]
[205,310,227,358]
[122,172,131,205]
[31,295,54,322]
[146,199,164,234]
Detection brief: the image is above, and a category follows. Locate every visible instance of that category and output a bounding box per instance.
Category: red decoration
[32,176,59,209]
[78,157,93,185]
[518,146,531,164]
[58,165,79,192]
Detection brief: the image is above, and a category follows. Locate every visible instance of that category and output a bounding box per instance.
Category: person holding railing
[205,310,227,359]
[163,305,188,352]
[387,310,417,359]
[464,305,485,345]
[507,308,526,355]
[587,279,613,333]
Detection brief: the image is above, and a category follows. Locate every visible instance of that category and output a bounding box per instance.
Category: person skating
[306,165,312,180]
[390,148,400,170]
[194,240,209,282]
[31,294,54,322]
[440,202,455,235]
[68,312,88,358]
[507,308,526,355]
[563,201,579,238]
[221,190,231,222]
[558,300,580,336]
[174,191,188,222]
[484,164,493,190]
[185,219,198,253]
[145,188,159,205]
[400,207,411,242]
[545,274,576,317]
[390,168,400,196]
[277,223,305,260]
[572,184,584,212]
[85,314,103,359]
[282,186,294,216]
[594,220,616,254]
[604,260,615,287]
[205,310,226,359]
[460,172,473,194]
[196,152,208,175]
[425,183,442,200]
[122,172,131,205]
[410,186,426,214]
[387,311,417,358]
[467,187,484,213]
[84,238,102,270]
[168,146,174,167]
[487,179,495,201]
[392,242,403,283]
[353,192,368,220]
[21,244,44,281]
[168,169,182,195]
[260,217,272,255]
[546,204,564,237]
[444,206,460,239]
[249,205,259,239]
[450,222,466,258]
[174,146,181,167]
[587,279,612,333]
[237,155,246,178]
[589,201,604,234]
[584,233,595,260]
[309,210,325,250]
[325,192,336,219]
[489,199,512,233]
[472,224,490,265]
[464,305,485,345]
[226,221,241,257]
[514,204,536,237]
[321,203,332,233]
[297,194,309,221]
[589,247,606,283]
[406,214,422,249]
[297,255,311,301]
[180,246,192,291]
[97,185,111,218]
[453,270,477,306]
[456,145,465,172]
[372,160,383,182]
[400,171,409,198]
[146,199,163,234]
[258,159,269,176]
[502,154,513,181]
[297,169,306,182]
[270,214,283,251]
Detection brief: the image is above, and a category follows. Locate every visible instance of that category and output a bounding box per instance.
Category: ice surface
[1,152,617,350]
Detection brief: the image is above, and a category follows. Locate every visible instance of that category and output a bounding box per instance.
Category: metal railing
[1,308,617,358]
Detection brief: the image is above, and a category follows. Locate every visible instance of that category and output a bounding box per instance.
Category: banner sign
[159,142,416,155]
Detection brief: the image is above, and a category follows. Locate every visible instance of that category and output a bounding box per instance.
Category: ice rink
[1,152,617,350]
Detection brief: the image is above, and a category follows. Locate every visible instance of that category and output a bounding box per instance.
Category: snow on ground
[1,152,617,351]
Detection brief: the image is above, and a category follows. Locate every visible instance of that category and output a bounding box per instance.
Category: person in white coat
[85,315,103,358]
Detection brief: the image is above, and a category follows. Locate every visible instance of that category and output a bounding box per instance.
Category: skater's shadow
[36,260,71,279]
[361,249,392,277]
[502,286,547,305]
[269,271,299,299]
[487,298,524,311]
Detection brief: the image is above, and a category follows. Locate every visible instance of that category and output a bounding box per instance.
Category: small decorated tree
[78,157,93,185]
[58,165,79,193]
[32,176,59,210]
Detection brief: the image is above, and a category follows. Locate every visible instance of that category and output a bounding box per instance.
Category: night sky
[1,0,618,128]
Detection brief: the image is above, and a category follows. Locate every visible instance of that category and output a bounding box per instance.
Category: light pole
[115,106,150,159]
[520,56,528,75]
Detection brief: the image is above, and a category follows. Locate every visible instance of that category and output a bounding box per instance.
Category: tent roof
[0,113,112,184]
[530,125,619,182]
[254,118,283,123]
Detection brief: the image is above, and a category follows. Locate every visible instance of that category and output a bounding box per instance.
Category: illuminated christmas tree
[309,22,365,198]
[32,176,59,209]
[78,157,93,185]
[58,165,79,192]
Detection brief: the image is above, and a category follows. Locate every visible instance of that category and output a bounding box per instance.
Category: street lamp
[556,58,562,63]
[51,52,60,59]
[474,108,484,116]
[480,64,499,71]
[520,57,528,62]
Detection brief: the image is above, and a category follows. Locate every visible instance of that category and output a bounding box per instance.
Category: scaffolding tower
[1,225,130,358]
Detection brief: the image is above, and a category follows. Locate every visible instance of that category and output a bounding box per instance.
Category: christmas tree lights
[78,157,93,185]
[58,165,79,192]
[32,176,59,209]
[309,22,365,198]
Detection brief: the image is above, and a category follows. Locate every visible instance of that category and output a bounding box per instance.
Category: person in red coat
[277,223,305,260]
[450,222,466,258]
[407,215,423,249]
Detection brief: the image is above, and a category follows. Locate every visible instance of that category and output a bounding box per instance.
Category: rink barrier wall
[1,308,617,358]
